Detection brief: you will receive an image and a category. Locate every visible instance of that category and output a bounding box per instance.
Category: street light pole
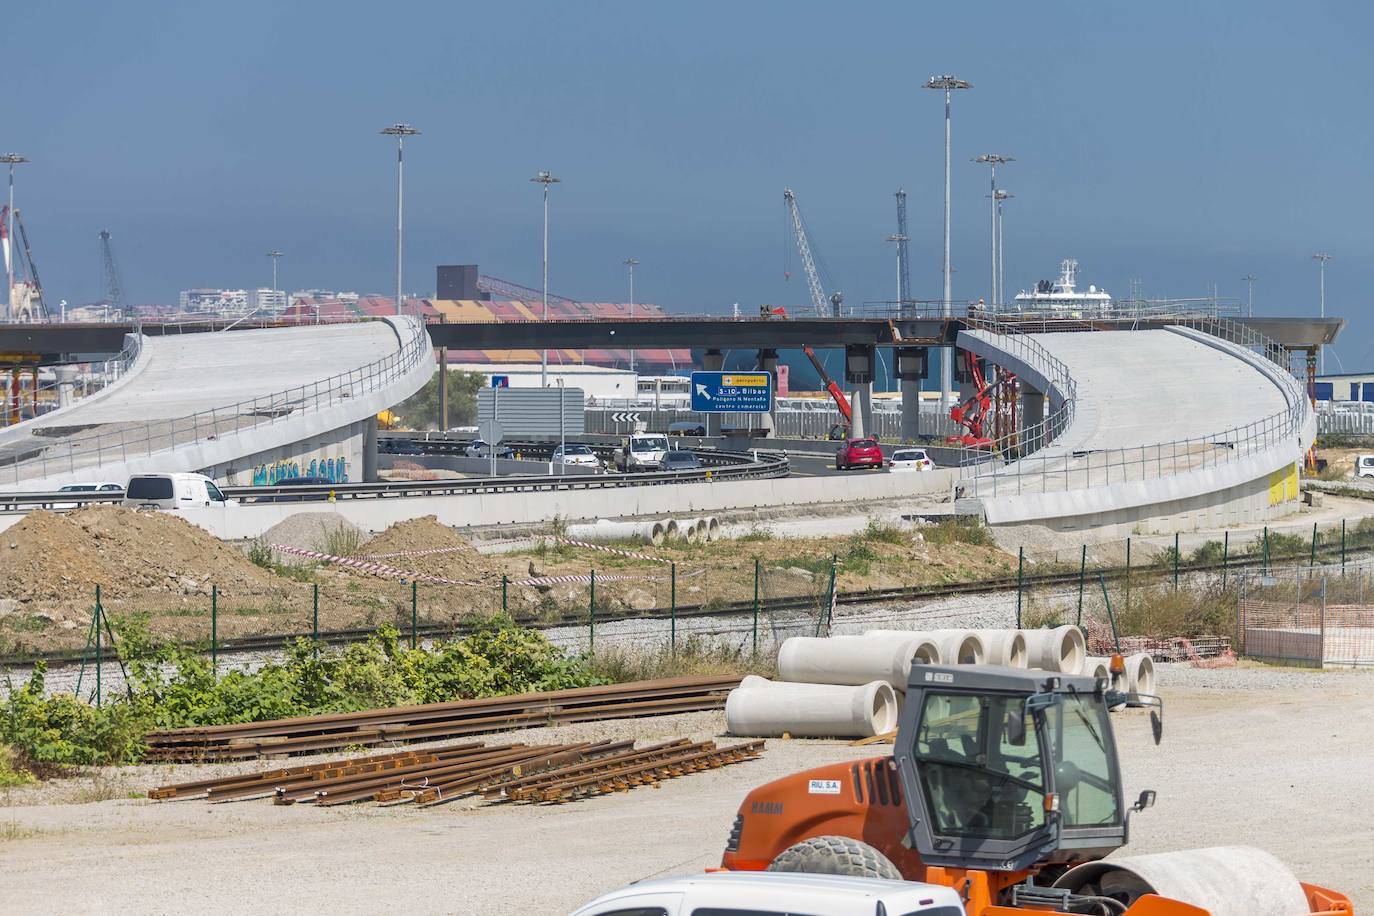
[924,76,972,409]
[531,170,562,387]
[380,124,420,317]
[975,154,1012,308]
[266,250,283,307]
[1241,275,1257,318]
[995,190,1013,310]
[886,235,906,305]
[1,154,28,322]
[1313,254,1332,373]
[623,257,639,373]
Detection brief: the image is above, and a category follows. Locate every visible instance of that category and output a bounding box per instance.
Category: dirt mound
[0,506,278,603]
[355,516,501,582]
[261,512,363,554]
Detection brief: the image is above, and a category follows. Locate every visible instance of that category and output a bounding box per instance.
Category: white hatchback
[552,443,601,468]
[888,448,935,472]
[570,872,965,916]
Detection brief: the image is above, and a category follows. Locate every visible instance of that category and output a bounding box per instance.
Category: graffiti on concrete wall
[252,456,349,486]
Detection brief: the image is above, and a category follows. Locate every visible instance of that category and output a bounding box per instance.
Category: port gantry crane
[779,188,853,431]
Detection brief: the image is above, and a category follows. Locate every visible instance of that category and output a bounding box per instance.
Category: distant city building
[179,288,248,313]
[246,288,287,313]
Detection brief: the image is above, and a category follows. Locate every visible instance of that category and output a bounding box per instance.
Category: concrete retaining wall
[34,465,957,540]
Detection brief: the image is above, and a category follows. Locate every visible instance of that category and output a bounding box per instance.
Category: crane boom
[13,209,47,320]
[100,230,127,311]
[782,188,832,317]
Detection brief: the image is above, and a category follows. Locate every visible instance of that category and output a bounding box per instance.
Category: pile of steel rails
[144,676,739,763]
[148,737,765,808]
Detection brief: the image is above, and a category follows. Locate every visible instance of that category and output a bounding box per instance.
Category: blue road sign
[690,371,773,413]
[491,375,510,388]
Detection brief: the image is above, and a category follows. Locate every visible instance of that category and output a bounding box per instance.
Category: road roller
[719,663,1352,914]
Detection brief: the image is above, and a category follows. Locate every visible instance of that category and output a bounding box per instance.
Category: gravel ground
[1,669,1371,914]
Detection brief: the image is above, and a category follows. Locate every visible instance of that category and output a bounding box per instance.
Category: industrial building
[1313,371,1374,403]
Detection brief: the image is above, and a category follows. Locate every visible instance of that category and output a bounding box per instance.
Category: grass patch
[736,525,776,542]
[590,638,774,682]
[1111,584,1233,639]
[0,820,37,842]
[247,538,320,582]
[322,524,363,558]
[923,518,996,547]
[862,519,909,545]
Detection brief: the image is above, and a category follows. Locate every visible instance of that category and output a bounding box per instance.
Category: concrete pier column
[363,415,380,482]
[1021,380,1045,453]
[55,366,78,410]
[703,349,724,437]
[896,347,927,442]
[756,348,778,437]
[845,345,875,439]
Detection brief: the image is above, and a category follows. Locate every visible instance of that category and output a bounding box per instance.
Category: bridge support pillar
[703,349,724,437]
[438,347,449,430]
[363,415,379,482]
[1021,380,1045,454]
[756,348,778,437]
[896,348,928,442]
[845,345,875,439]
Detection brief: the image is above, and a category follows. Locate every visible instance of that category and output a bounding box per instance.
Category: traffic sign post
[689,371,772,413]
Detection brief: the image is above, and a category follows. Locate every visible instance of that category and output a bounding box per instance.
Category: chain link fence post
[670,562,677,655]
[752,557,760,656]
[1015,547,1025,628]
[588,569,596,652]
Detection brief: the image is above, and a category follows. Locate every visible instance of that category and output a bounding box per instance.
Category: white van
[122,473,235,510]
[1357,455,1374,478]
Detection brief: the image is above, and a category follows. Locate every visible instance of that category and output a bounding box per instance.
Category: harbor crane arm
[783,189,833,318]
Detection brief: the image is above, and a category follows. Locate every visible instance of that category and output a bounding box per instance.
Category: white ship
[1013,259,1111,316]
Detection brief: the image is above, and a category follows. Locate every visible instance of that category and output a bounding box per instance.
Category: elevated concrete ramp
[958,322,1313,533]
[0,317,433,489]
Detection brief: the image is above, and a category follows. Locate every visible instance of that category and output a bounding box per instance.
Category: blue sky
[7,1,1371,364]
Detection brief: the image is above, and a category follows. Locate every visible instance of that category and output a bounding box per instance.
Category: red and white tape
[552,537,673,565]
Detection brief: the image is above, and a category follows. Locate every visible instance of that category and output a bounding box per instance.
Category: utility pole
[380,124,419,317]
[1313,254,1332,373]
[1242,274,1257,317]
[974,154,1012,307]
[924,76,972,409]
[623,257,639,373]
[531,170,561,387]
[1,154,28,321]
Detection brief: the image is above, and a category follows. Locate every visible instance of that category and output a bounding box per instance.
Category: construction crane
[782,188,841,318]
[894,189,911,310]
[0,206,47,321]
[763,306,851,430]
[99,230,127,313]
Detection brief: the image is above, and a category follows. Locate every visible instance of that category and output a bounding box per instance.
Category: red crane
[763,306,852,425]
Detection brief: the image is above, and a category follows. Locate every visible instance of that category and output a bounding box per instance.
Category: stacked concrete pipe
[1084,655,1128,693]
[565,519,667,546]
[973,630,1029,668]
[1020,625,1087,674]
[1124,653,1156,705]
[779,634,935,690]
[725,678,898,739]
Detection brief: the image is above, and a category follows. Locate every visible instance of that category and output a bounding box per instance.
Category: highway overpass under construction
[0,311,1338,535]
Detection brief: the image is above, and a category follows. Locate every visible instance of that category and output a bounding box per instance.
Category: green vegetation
[862,520,910,546]
[590,637,773,682]
[1111,584,1233,640]
[393,369,486,430]
[0,615,603,770]
[247,537,318,582]
[322,524,363,558]
[922,518,996,548]
[1188,540,1227,565]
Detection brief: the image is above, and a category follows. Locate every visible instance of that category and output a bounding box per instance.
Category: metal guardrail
[0,318,430,486]
[957,315,1309,497]
[0,447,790,512]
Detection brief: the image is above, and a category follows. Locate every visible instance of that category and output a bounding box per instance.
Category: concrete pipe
[1083,656,1127,692]
[704,516,721,541]
[927,629,986,666]
[1055,846,1310,916]
[969,630,1028,668]
[660,519,679,540]
[780,635,934,689]
[1124,653,1156,705]
[725,680,899,739]
[565,520,666,546]
[1019,625,1087,674]
[861,630,943,666]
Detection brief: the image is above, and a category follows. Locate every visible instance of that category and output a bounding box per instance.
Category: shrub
[0,663,147,766]
[1189,540,1227,565]
[322,524,363,558]
[862,519,909,545]
[923,518,996,547]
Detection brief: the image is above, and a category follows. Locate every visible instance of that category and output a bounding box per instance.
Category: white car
[571,872,965,916]
[552,443,600,468]
[888,447,935,472]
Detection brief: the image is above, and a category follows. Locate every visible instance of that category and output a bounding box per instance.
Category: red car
[835,437,884,470]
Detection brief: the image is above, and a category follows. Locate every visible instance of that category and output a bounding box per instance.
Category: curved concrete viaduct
[956,320,1314,534]
[0,317,434,490]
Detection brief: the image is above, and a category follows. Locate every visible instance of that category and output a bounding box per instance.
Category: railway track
[5,540,1366,670]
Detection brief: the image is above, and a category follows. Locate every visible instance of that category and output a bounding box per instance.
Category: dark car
[660,449,701,471]
[835,437,883,471]
[667,421,707,437]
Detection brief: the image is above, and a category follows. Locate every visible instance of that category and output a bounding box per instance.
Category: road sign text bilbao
[690,371,773,413]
